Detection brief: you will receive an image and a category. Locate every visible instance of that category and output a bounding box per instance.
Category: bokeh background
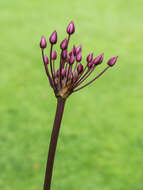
[0,0,143,189]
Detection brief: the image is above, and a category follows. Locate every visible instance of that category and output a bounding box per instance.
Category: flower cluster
[40,21,118,99]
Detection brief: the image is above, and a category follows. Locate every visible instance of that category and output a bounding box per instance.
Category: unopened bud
[72,45,77,56]
[69,54,75,65]
[77,63,84,74]
[61,50,68,60]
[76,52,82,62]
[49,30,57,44]
[69,51,73,57]
[107,56,118,67]
[93,53,104,65]
[52,50,57,60]
[87,61,93,69]
[67,21,75,35]
[76,45,82,55]
[61,69,66,78]
[60,38,68,50]
[86,53,93,63]
[43,56,49,64]
[69,72,73,80]
[72,71,78,81]
[40,36,47,49]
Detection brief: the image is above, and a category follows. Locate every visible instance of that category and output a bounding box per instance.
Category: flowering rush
[40,21,118,190]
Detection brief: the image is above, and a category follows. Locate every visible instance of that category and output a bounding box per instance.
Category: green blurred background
[0,0,143,189]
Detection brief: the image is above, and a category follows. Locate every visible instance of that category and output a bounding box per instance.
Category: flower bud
[66,55,70,62]
[67,21,75,35]
[52,50,57,60]
[72,71,78,81]
[72,45,77,56]
[107,56,118,67]
[61,50,68,60]
[40,36,47,49]
[49,30,57,44]
[60,38,68,50]
[77,63,84,74]
[69,51,73,57]
[69,54,75,65]
[61,69,66,78]
[93,53,104,65]
[69,73,73,80]
[76,45,82,55]
[43,56,49,64]
[86,53,93,63]
[76,52,82,62]
[87,61,93,69]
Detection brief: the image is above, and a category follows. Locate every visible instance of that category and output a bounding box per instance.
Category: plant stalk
[43,97,66,190]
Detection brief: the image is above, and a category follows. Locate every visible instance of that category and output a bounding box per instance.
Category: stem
[73,66,110,92]
[65,64,71,86]
[43,98,66,190]
[74,65,96,88]
[50,45,57,91]
[67,34,70,49]
[59,58,63,88]
[42,50,54,88]
[73,66,88,87]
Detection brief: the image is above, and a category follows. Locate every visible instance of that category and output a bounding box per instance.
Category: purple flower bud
[69,54,75,65]
[61,50,68,60]
[87,61,93,69]
[69,51,73,57]
[107,56,118,67]
[72,45,77,56]
[93,53,104,65]
[52,50,57,60]
[76,45,82,55]
[76,52,82,62]
[66,55,70,62]
[86,53,93,63]
[49,30,57,44]
[40,36,47,49]
[77,63,84,74]
[61,69,66,78]
[43,56,49,64]
[72,71,78,80]
[60,38,68,50]
[67,21,75,35]
[69,73,73,80]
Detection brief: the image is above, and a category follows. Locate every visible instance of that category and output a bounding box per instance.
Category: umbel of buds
[40,22,118,99]
[40,21,118,190]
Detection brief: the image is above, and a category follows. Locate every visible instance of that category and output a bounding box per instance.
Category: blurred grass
[0,0,143,190]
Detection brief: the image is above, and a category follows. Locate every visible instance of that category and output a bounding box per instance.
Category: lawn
[0,0,143,190]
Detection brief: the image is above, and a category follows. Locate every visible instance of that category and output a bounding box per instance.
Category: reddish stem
[73,66,110,92]
[43,98,66,190]
[59,58,63,88]
[50,45,56,89]
[74,65,96,88]
[42,50,54,88]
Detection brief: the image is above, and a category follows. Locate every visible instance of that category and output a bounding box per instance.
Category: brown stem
[43,98,66,190]
[42,50,54,88]
[50,45,57,91]
[74,65,96,88]
[73,66,110,92]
